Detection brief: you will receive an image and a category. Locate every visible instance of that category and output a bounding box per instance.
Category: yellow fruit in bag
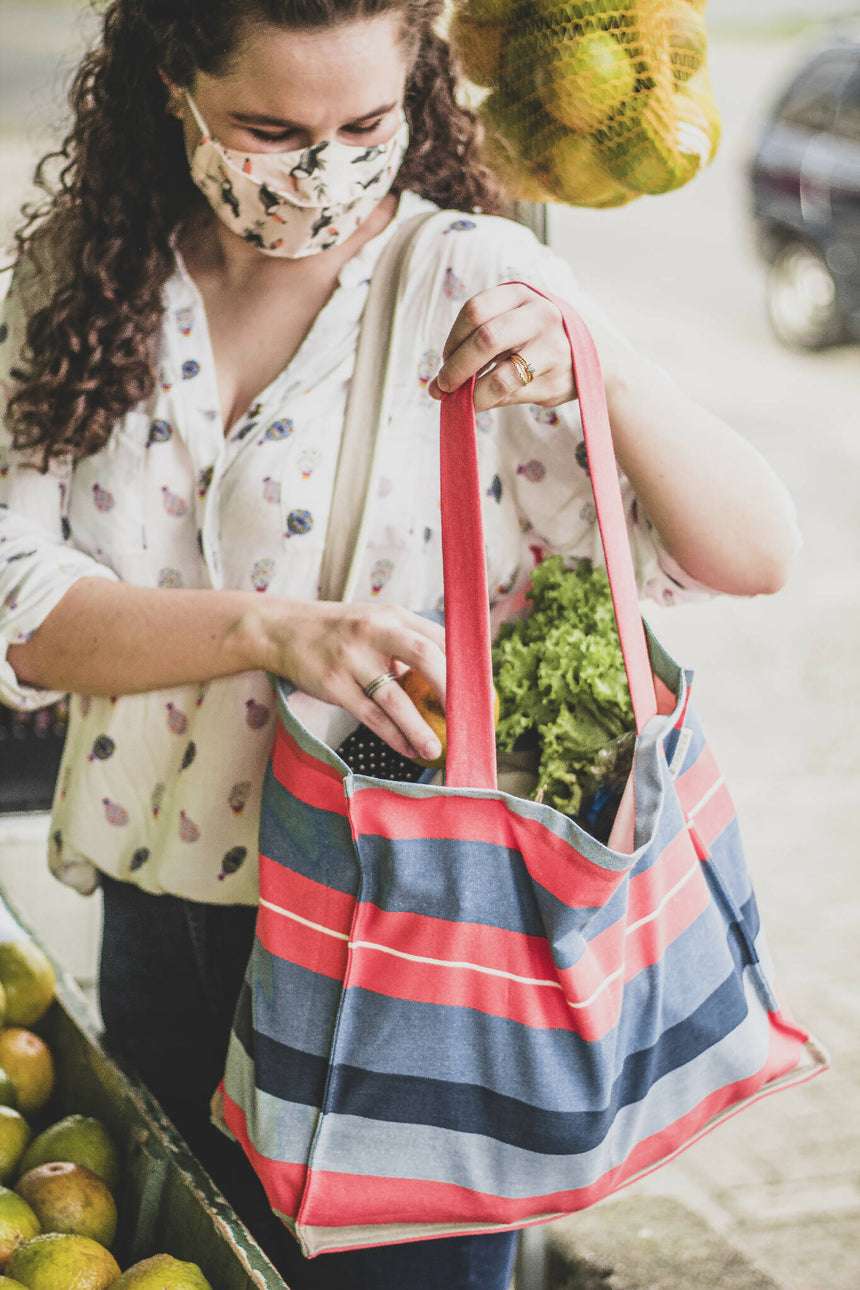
[540,133,634,207]
[532,0,623,24]
[666,0,707,82]
[461,0,720,207]
[542,30,637,133]
[600,74,702,195]
[479,91,555,201]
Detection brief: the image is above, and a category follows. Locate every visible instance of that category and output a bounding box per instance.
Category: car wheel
[765,240,845,350]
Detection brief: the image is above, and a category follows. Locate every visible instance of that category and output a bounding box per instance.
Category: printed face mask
[184,93,409,258]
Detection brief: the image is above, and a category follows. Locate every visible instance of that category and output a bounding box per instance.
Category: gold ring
[509,353,536,387]
[363,672,399,700]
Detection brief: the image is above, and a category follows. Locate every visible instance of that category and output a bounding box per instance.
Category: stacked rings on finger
[509,352,536,387]
[363,672,399,700]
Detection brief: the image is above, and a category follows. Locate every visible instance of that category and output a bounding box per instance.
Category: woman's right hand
[252,598,447,763]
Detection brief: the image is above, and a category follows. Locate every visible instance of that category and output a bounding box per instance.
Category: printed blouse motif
[0,191,717,907]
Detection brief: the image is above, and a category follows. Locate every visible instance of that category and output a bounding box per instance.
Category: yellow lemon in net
[0,946,55,1032]
[542,30,636,133]
[17,1118,120,1196]
[532,0,621,25]
[599,82,701,195]
[15,1164,117,1249]
[667,0,707,83]
[539,132,635,207]
[0,1034,53,1120]
[112,1253,214,1288]
[6,1233,120,1290]
[449,15,506,89]
[677,66,722,159]
[479,91,556,201]
[0,1112,31,1187]
[0,1189,39,1272]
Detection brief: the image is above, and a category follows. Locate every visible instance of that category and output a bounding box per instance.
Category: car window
[833,69,860,143]
[775,54,857,133]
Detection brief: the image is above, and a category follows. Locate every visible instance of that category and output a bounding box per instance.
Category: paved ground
[0,6,858,1289]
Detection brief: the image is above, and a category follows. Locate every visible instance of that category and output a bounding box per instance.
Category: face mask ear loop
[184,91,211,141]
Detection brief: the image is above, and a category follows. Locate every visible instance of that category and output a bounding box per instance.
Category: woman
[0,0,799,1285]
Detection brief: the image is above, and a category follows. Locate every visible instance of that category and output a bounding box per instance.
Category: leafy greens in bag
[492,556,635,822]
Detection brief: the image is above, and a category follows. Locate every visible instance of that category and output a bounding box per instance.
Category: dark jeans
[98,875,519,1290]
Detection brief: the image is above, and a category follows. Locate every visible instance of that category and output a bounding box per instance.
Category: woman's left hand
[426,283,578,412]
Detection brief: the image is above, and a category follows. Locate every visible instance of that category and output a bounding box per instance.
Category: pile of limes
[0,939,213,1289]
[449,0,720,205]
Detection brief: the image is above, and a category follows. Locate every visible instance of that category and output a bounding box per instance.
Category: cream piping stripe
[261,859,701,1011]
[259,896,350,941]
[685,775,726,821]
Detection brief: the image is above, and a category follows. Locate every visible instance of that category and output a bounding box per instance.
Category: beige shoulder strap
[317,209,440,602]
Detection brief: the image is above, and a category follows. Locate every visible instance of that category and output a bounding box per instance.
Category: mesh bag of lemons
[448,0,720,206]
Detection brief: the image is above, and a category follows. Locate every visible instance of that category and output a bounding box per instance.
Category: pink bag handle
[441,287,659,791]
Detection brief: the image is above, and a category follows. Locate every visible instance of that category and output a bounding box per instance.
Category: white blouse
[0,191,714,905]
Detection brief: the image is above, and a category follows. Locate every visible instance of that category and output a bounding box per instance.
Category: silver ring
[509,352,536,387]
[363,671,399,700]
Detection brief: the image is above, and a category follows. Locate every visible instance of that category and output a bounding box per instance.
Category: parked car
[748,29,860,350]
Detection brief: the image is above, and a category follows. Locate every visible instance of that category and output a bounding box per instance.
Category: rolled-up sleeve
[0,263,118,710]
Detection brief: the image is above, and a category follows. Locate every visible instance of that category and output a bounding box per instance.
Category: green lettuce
[492,556,634,818]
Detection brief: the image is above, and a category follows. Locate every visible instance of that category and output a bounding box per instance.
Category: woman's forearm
[6,578,273,695]
[603,352,799,596]
[6,576,449,763]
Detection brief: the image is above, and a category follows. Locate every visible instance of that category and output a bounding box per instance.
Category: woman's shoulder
[397,192,577,306]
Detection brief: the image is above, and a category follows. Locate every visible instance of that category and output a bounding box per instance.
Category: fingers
[426,284,577,413]
[275,603,447,764]
[441,283,535,365]
[350,675,442,764]
[349,617,446,762]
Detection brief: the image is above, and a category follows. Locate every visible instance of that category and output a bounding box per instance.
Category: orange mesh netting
[448,0,720,207]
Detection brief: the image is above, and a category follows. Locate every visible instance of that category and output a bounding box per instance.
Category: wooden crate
[0,889,287,1289]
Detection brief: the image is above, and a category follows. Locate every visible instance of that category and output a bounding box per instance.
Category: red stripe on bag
[346,940,577,1030]
[686,781,736,851]
[272,723,349,816]
[351,906,558,987]
[347,840,711,1039]
[349,790,630,907]
[220,1085,309,1216]
[259,854,355,934]
[675,743,737,851]
[292,1019,811,1233]
[557,862,712,1035]
[675,742,723,810]
[349,827,702,985]
[257,898,350,980]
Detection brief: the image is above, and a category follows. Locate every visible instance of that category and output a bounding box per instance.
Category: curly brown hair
[7,0,502,469]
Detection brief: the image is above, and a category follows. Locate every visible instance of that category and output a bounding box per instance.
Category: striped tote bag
[218,290,826,1258]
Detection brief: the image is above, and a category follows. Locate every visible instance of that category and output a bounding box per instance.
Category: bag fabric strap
[317,210,440,602]
[442,287,659,790]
